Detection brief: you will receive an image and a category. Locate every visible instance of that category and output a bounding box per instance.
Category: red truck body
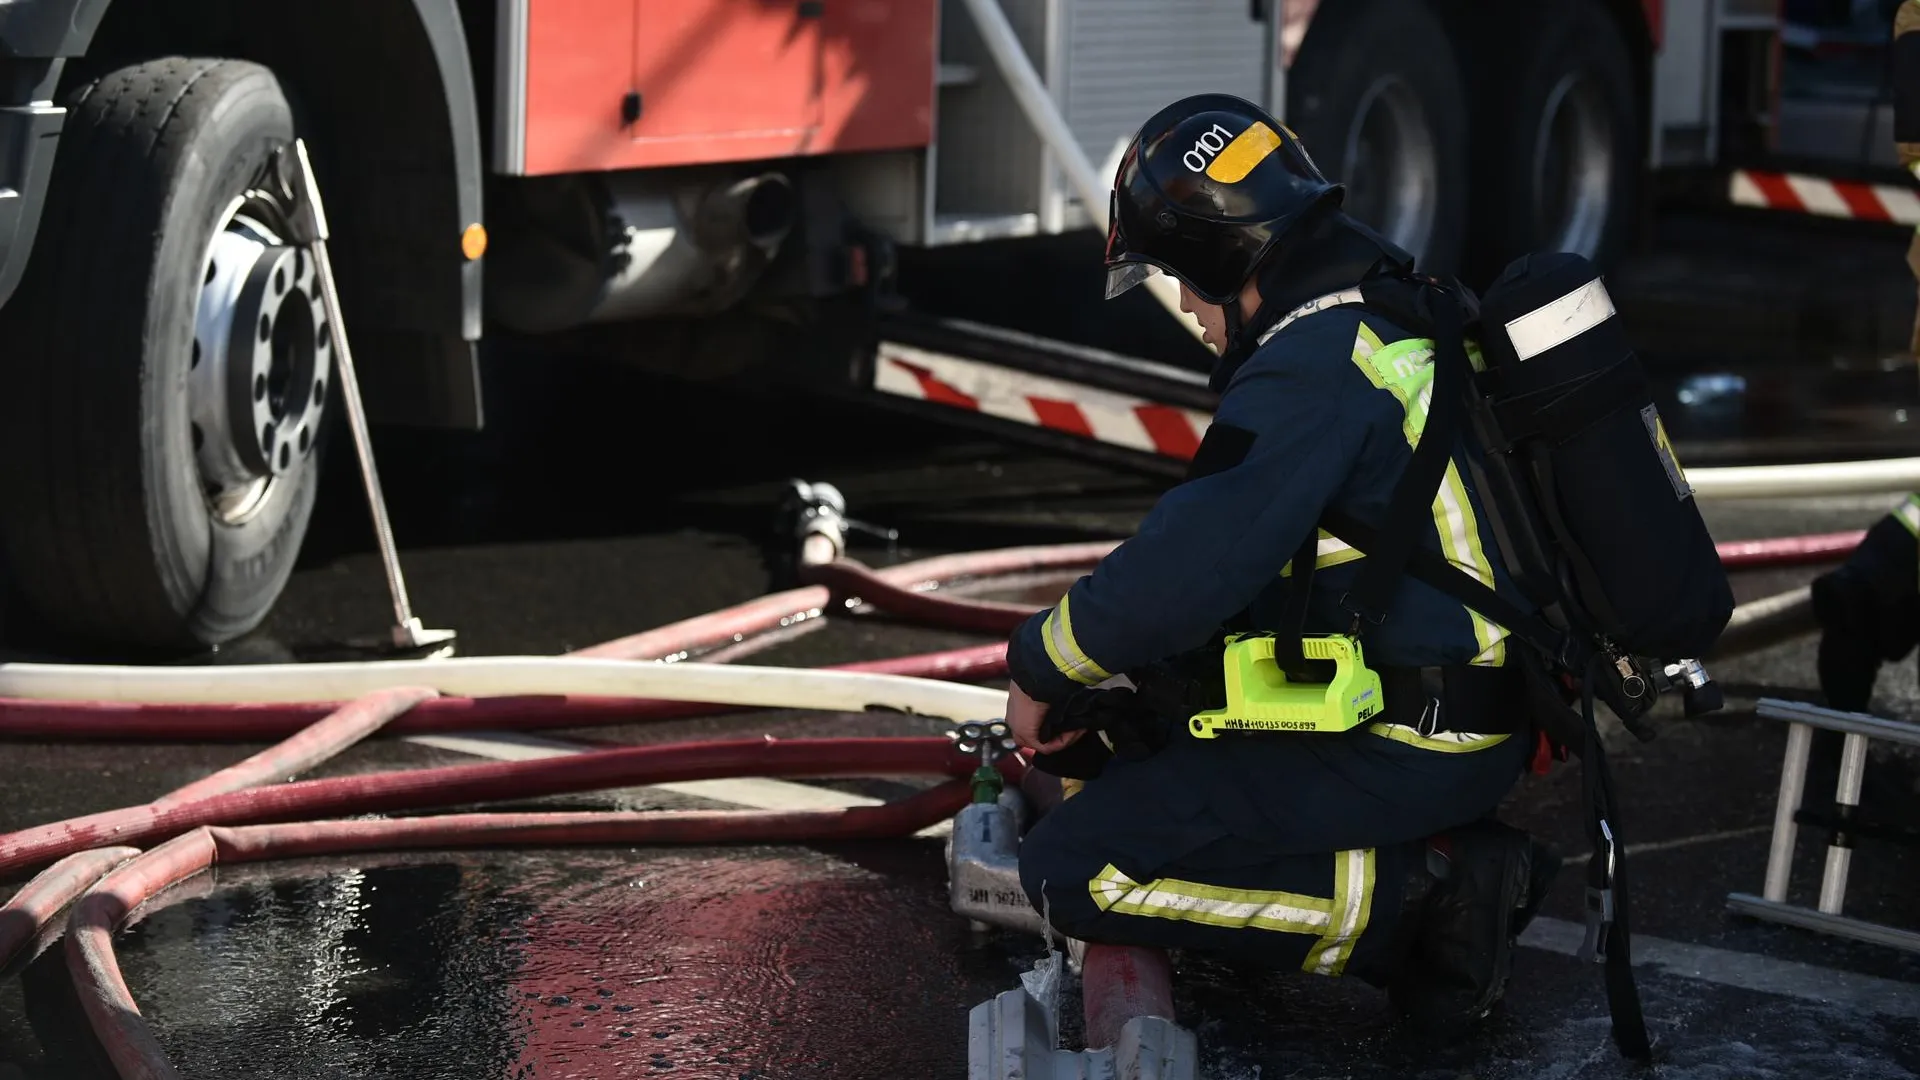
[524,0,938,175]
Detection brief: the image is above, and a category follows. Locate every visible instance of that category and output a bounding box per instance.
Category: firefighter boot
[1383,820,1557,1035]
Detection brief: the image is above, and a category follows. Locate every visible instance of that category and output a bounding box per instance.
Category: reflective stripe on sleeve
[1039,593,1113,686]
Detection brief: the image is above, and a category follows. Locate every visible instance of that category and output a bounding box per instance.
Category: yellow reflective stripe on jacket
[1039,593,1112,686]
[1350,332,1508,667]
[1365,723,1512,754]
[1278,530,1366,577]
[1896,493,1920,537]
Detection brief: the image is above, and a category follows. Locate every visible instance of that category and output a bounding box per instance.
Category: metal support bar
[953,0,1206,343]
[1762,721,1812,902]
[1817,733,1869,915]
[1726,894,1920,954]
[1750,699,1920,746]
[283,140,455,653]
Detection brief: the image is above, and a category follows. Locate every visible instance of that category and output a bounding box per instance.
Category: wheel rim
[1531,71,1615,258]
[1338,75,1439,259]
[190,187,331,525]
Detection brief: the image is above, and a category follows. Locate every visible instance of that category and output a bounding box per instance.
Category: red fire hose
[3,662,1019,1080]
[0,529,1871,743]
[1715,530,1865,569]
[1081,943,1180,1050]
[0,688,438,970]
[797,558,1039,634]
[0,847,140,972]
[0,525,1879,1079]
[0,735,1005,879]
[66,782,974,1080]
[156,686,436,803]
[572,543,1111,661]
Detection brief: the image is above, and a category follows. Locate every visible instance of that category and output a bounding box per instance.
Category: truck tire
[1286,0,1471,275]
[0,58,331,653]
[1464,0,1640,276]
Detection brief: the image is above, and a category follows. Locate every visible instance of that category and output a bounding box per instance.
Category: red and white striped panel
[873,341,1212,460]
[1728,169,1920,226]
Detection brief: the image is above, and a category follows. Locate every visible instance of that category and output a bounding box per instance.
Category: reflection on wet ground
[2,848,1037,1080]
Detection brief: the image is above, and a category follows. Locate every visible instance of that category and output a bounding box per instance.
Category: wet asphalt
[4,209,1920,1079]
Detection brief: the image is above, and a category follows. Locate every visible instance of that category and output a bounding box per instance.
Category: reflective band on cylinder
[1503,277,1617,362]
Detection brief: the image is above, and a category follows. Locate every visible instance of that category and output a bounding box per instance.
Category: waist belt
[1375,664,1529,738]
[1031,656,1529,781]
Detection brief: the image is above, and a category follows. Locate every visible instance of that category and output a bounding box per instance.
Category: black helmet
[1104,94,1344,306]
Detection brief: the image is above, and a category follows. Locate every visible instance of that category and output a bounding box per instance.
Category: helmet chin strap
[1221,298,1247,357]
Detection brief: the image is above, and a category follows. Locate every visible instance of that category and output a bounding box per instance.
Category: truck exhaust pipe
[692,173,796,253]
[485,170,799,334]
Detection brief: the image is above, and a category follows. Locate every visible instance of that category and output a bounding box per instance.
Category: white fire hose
[0,657,1005,720]
[1687,457,1920,500]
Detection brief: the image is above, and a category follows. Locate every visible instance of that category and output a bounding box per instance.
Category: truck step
[860,313,1215,478]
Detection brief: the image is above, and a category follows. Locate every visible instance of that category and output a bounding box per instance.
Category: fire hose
[0,682,1018,1078]
[66,789,978,1080]
[0,529,1864,741]
[0,542,1084,1079]
[0,524,1884,1078]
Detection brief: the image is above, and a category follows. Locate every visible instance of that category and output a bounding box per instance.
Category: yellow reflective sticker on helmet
[1206,122,1284,184]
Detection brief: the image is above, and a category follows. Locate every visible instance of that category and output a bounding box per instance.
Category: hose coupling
[780,479,898,566]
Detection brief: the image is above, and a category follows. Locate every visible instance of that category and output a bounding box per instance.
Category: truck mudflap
[0,94,63,311]
[860,313,1217,478]
[0,53,68,311]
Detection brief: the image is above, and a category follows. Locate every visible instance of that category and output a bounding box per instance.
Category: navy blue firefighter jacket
[1005,278,1528,711]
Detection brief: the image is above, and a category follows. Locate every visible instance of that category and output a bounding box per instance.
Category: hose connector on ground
[780,479,899,567]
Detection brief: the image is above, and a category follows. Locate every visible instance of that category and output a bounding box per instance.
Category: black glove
[1028,686,1177,780]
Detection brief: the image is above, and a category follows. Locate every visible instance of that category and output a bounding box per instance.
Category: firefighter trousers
[1017,720,1531,984]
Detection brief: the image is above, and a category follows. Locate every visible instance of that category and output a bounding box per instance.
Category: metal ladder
[1727,697,1920,953]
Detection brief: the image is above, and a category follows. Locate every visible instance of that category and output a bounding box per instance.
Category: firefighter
[1810,3,1920,713]
[1811,497,1920,711]
[1003,93,1554,1034]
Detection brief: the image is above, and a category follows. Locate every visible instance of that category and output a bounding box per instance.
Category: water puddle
[1,844,1040,1080]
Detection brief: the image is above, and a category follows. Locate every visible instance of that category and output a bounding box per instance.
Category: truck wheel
[1286,0,1471,274]
[1466,0,1640,274]
[0,58,329,653]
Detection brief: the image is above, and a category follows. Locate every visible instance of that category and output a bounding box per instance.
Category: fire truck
[0,0,1896,654]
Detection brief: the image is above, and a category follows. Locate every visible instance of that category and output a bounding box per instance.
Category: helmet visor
[1104,260,1163,300]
